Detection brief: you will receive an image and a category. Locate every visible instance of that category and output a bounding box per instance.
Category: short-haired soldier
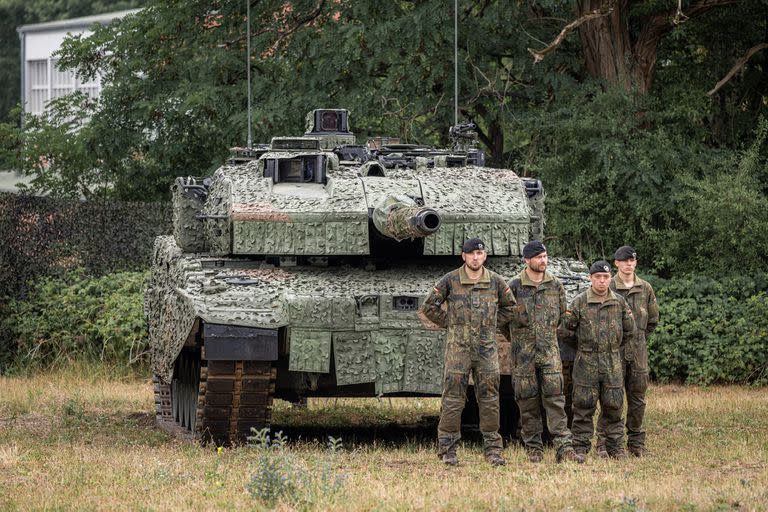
[508,240,584,463]
[558,260,636,458]
[420,237,523,466]
[595,246,659,457]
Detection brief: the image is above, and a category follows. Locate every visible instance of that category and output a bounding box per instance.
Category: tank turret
[145,108,588,445]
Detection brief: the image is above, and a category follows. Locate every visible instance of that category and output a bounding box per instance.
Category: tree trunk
[578,0,633,89]
[576,0,740,94]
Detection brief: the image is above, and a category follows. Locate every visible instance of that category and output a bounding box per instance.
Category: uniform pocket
[572,384,598,409]
[628,368,649,394]
[541,371,563,397]
[448,300,468,324]
[601,385,624,411]
[514,373,539,400]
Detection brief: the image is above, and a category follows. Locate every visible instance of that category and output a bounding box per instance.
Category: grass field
[1,365,766,511]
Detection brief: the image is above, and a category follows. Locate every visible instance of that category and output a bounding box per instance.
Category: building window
[25,58,101,115]
[27,60,48,114]
[50,58,74,99]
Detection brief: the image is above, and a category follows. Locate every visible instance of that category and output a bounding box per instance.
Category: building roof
[17,9,141,35]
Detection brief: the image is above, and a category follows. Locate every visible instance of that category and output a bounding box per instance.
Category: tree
[4,0,767,274]
[529,0,756,94]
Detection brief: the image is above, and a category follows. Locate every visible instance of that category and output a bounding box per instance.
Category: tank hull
[146,236,588,443]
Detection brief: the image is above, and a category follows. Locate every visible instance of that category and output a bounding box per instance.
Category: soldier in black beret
[558,259,636,458]
[420,237,524,466]
[595,246,659,458]
[508,240,584,463]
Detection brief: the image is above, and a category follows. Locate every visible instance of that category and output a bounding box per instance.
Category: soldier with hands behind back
[420,238,523,467]
[558,260,636,459]
[508,240,584,464]
[595,246,659,458]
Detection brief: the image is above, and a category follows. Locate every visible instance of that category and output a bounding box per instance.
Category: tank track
[153,347,276,445]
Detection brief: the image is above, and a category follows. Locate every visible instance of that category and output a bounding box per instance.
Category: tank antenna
[246,0,253,149]
[454,0,458,125]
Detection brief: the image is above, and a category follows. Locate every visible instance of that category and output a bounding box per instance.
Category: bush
[647,273,768,385]
[3,269,148,371]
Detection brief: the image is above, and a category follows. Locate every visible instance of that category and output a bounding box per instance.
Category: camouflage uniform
[558,288,635,456]
[421,265,518,460]
[596,274,659,453]
[508,269,574,458]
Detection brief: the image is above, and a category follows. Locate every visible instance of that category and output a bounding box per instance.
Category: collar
[460,265,490,285]
[612,273,643,292]
[520,268,554,287]
[587,287,616,304]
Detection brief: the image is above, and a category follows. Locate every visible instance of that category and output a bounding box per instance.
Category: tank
[145,109,588,444]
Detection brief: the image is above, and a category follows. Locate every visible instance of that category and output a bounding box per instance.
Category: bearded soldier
[508,240,584,464]
[595,246,659,457]
[558,260,635,458]
[420,237,523,466]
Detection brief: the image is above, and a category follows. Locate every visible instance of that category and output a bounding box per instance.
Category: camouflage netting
[0,192,172,302]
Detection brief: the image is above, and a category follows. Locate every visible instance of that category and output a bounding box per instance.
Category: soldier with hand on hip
[558,260,635,459]
[508,240,584,464]
[595,246,659,458]
[419,237,523,467]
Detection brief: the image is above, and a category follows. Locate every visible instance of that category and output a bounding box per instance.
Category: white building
[17,9,140,116]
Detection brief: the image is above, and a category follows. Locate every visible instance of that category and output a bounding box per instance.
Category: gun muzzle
[373,203,442,241]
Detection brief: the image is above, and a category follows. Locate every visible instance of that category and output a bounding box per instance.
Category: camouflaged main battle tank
[145,109,588,444]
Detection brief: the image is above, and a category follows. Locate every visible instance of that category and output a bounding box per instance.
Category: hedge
[647,273,768,386]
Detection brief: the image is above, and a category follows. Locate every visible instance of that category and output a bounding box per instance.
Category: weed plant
[247,428,347,509]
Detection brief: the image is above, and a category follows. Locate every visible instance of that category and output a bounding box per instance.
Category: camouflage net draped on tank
[146,235,587,391]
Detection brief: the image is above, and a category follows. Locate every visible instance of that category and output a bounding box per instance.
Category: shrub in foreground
[247,428,346,509]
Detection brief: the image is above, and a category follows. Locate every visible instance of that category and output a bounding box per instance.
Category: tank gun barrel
[372,201,442,242]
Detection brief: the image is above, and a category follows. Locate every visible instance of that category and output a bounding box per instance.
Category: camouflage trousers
[571,354,625,454]
[596,357,649,450]
[514,364,573,455]
[562,359,574,429]
[437,340,502,457]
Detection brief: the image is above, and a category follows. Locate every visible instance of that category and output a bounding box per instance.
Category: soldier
[595,246,659,458]
[509,240,584,463]
[558,260,635,459]
[420,237,522,466]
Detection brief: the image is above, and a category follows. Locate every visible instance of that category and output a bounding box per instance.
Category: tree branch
[527,8,614,64]
[264,0,326,55]
[707,42,768,96]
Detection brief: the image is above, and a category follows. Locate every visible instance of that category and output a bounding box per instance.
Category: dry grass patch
[0,367,766,511]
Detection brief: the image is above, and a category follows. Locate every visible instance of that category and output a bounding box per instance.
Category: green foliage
[2,0,766,275]
[13,93,108,198]
[672,117,768,273]
[247,428,346,509]
[4,269,149,371]
[647,273,768,386]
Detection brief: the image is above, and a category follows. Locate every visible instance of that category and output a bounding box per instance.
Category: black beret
[462,237,486,253]
[614,245,637,261]
[523,240,546,259]
[589,260,612,274]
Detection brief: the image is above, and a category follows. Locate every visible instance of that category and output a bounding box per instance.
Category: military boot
[629,446,649,458]
[527,449,544,463]
[573,446,588,458]
[556,448,585,464]
[608,448,628,460]
[485,450,506,466]
[437,433,460,466]
[596,444,609,459]
[441,448,459,466]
